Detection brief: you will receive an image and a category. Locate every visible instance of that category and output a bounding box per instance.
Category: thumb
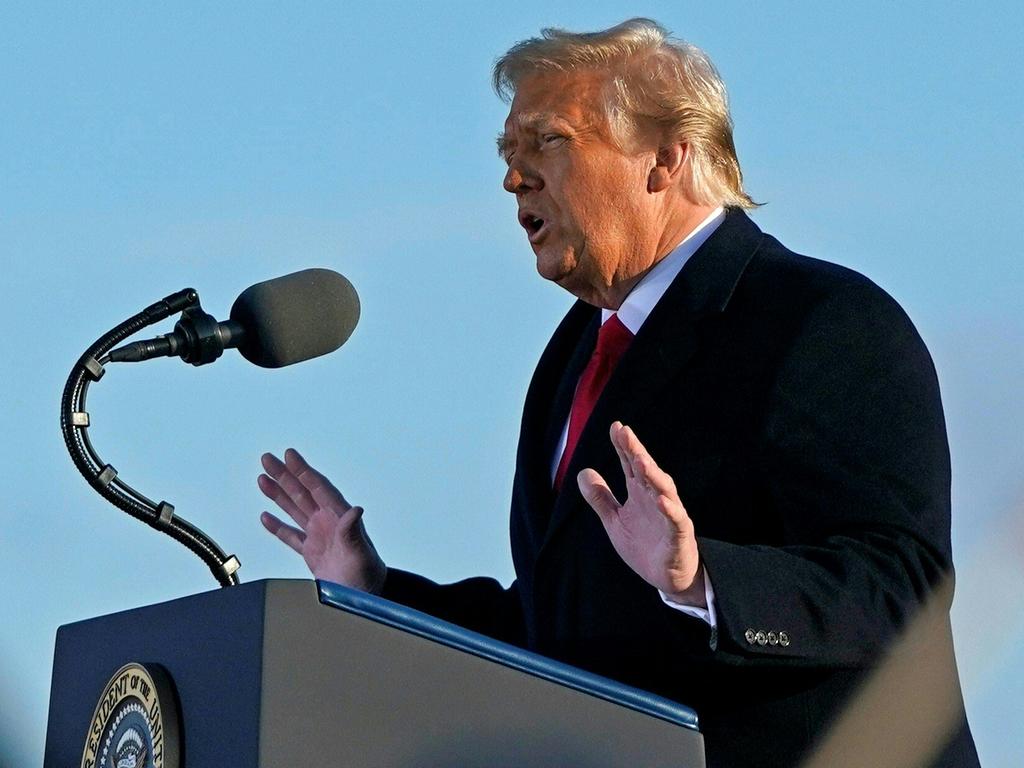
[341,505,367,541]
[577,468,621,526]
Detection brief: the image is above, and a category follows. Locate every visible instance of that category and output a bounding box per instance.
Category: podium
[45,579,705,766]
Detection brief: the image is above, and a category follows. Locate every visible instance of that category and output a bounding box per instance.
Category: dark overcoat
[384,210,979,767]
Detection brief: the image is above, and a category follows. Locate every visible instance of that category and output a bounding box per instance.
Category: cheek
[555,154,650,239]
[574,175,648,239]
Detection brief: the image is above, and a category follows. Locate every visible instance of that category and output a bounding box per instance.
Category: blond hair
[493,18,757,209]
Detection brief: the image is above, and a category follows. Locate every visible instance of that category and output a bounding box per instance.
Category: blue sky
[2,2,1022,765]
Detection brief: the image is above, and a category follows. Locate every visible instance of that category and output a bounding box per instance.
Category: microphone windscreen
[229,268,360,368]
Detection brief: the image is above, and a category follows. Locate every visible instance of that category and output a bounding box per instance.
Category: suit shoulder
[749,233,892,303]
[727,229,934,373]
[737,231,920,331]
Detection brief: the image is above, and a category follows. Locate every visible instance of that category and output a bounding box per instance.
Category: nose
[503,159,542,195]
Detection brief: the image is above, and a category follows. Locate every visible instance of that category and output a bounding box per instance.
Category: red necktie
[554,313,634,491]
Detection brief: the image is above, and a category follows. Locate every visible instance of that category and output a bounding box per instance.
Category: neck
[654,203,719,264]
[598,202,719,309]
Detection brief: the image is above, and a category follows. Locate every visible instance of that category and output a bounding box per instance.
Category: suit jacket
[384,210,979,767]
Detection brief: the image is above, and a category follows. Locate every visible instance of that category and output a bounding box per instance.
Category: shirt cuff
[658,571,718,630]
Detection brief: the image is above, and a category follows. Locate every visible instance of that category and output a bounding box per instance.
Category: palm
[578,422,703,602]
[297,509,344,579]
[258,448,386,593]
[611,489,688,590]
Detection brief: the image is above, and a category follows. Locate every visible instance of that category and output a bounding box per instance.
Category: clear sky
[2,2,1022,765]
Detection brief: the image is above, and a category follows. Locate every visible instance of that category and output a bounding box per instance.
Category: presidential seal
[80,662,180,768]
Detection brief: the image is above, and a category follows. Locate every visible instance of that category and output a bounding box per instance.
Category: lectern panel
[261,580,704,767]
[46,580,704,767]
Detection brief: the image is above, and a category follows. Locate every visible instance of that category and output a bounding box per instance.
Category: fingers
[609,421,635,480]
[260,448,354,528]
[261,452,320,518]
[614,424,677,495]
[634,450,677,499]
[260,511,306,555]
[258,472,310,528]
[610,422,656,486]
[284,448,353,513]
[631,448,688,526]
[609,423,688,525]
[577,468,621,524]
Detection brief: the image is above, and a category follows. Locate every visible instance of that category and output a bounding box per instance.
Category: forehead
[503,70,610,134]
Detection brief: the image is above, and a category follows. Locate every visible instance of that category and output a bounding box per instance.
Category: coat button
[779,631,790,647]
[744,628,756,644]
[755,630,768,646]
[767,631,778,646]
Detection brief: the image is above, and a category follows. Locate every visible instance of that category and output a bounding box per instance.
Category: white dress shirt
[551,206,725,630]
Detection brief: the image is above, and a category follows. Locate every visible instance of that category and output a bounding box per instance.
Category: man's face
[500,70,658,308]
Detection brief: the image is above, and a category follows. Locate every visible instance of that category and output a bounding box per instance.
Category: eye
[541,133,567,147]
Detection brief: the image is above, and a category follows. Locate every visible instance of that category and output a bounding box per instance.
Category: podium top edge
[315,579,700,732]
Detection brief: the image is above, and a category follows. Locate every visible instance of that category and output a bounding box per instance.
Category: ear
[647,142,689,193]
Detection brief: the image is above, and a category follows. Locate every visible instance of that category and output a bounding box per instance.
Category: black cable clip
[97,465,117,487]
[155,501,175,529]
[219,555,241,579]
[82,356,105,382]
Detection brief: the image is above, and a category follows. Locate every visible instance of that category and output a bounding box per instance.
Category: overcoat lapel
[514,299,599,556]
[537,209,764,560]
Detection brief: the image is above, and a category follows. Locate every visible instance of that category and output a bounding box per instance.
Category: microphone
[108,268,360,368]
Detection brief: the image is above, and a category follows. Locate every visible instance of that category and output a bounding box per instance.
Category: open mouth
[519,212,548,242]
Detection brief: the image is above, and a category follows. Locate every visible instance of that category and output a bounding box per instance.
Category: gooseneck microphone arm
[60,288,241,587]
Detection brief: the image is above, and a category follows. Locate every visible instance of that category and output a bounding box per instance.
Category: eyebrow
[496,112,567,158]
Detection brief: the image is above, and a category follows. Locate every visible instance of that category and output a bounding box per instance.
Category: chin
[535,248,576,284]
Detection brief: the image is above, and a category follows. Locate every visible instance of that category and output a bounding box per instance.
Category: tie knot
[595,313,633,360]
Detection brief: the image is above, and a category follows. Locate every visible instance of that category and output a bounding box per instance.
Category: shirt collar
[601,206,726,334]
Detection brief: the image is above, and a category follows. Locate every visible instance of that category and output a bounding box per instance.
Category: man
[258,19,979,768]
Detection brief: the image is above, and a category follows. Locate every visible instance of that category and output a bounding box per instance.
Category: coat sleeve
[697,282,954,667]
[380,568,527,647]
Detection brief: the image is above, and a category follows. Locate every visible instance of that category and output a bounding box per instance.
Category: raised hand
[258,448,387,593]
[577,422,705,606]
